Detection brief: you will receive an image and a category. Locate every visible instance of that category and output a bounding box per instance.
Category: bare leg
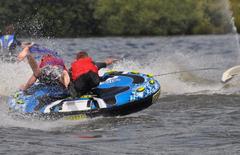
[26,54,41,77]
[18,47,30,61]
[18,45,39,90]
[60,70,70,88]
[18,45,41,76]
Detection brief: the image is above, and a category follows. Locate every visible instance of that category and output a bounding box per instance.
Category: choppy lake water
[1,35,240,154]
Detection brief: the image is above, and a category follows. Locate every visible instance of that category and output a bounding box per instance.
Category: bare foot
[18,43,34,61]
[21,42,32,48]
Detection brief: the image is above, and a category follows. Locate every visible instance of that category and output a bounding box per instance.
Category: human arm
[105,58,116,65]
[95,62,107,70]
[95,58,117,70]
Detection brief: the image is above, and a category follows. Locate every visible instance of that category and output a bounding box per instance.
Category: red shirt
[71,57,98,81]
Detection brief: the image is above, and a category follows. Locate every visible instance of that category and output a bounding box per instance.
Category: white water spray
[227,0,240,63]
[230,16,240,63]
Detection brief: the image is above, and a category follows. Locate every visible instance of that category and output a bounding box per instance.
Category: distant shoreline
[18,33,239,40]
[1,0,239,37]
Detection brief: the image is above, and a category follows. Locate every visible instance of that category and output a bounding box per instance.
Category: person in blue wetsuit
[0,25,22,50]
[0,25,22,61]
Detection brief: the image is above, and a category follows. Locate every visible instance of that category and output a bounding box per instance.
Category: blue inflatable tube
[8,71,161,120]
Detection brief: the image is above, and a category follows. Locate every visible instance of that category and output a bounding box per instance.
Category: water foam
[0,95,95,131]
[112,54,223,96]
[0,61,32,96]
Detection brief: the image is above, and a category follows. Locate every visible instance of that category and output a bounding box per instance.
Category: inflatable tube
[8,71,160,120]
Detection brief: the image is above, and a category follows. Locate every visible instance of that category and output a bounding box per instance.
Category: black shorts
[73,71,100,95]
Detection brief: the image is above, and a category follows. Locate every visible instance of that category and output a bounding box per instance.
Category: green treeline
[0,0,239,37]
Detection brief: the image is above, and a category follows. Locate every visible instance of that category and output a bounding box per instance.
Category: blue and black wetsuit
[0,34,21,62]
[0,34,21,51]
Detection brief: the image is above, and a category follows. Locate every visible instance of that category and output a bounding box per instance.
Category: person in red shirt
[69,51,114,97]
[17,44,70,91]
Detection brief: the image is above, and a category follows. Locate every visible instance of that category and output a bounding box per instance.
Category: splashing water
[0,61,31,96]
[225,0,240,64]
[16,13,44,38]
[0,0,239,130]
[231,17,240,63]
